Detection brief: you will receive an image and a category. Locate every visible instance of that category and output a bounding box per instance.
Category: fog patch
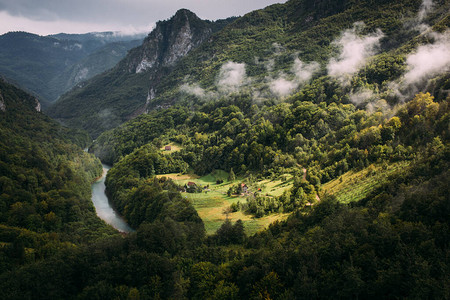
[327,22,384,84]
[418,0,434,23]
[349,88,375,107]
[269,76,298,97]
[390,30,450,100]
[404,31,450,86]
[217,61,247,93]
[268,58,320,97]
[366,99,391,115]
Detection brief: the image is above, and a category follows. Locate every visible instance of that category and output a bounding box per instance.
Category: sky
[0,0,286,36]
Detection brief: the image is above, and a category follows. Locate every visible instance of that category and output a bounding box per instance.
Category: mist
[390,30,450,100]
[418,0,434,22]
[217,61,247,93]
[349,88,375,107]
[268,58,319,97]
[327,22,384,83]
[404,31,450,87]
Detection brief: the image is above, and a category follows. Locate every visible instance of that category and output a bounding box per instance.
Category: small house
[165,145,172,151]
[241,183,248,193]
[187,182,196,187]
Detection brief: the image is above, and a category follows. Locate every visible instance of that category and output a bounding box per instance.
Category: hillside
[0,31,144,107]
[0,0,449,298]
[0,78,119,278]
[49,0,449,138]
[48,9,236,137]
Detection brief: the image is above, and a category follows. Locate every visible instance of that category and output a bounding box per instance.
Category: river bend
[91,164,134,233]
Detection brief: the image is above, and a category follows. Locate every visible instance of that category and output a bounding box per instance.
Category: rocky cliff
[128,9,213,74]
[48,9,234,137]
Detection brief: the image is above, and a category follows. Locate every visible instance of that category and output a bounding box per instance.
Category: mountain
[47,10,237,137]
[1,0,450,298]
[49,0,449,139]
[0,31,144,107]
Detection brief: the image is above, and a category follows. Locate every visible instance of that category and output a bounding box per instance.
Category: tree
[228,168,236,182]
[232,219,246,244]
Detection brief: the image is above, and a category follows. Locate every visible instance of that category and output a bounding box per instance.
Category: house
[187,182,196,187]
[241,183,248,193]
[165,145,172,151]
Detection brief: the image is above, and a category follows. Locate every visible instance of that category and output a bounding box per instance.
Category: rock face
[0,92,5,112]
[126,9,213,74]
[34,99,41,112]
[49,9,233,138]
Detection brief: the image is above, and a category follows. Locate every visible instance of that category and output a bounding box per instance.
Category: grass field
[160,142,182,154]
[322,161,411,203]
[157,170,292,235]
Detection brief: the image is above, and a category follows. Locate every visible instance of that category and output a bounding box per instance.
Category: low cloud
[182,56,319,100]
[390,30,450,100]
[217,61,247,93]
[366,99,391,115]
[327,22,384,83]
[292,58,320,82]
[349,88,375,107]
[180,83,207,98]
[418,0,434,23]
[269,76,298,97]
[180,61,248,100]
[403,31,450,86]
[268,58,319,97]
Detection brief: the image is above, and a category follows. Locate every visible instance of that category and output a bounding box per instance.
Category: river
[91,164,134,233]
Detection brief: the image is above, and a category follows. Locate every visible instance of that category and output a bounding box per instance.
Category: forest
[0,0,449,298]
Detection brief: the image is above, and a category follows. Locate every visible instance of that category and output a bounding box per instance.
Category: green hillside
[0,79,118,278]
[0,0,449,298]
[50,0,448,138]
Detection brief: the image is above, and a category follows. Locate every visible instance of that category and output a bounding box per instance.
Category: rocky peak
[0,91,5,112]
[128,9,213,74]
[34,98,41,112]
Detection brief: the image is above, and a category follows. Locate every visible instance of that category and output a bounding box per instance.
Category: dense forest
[0,0,449,298]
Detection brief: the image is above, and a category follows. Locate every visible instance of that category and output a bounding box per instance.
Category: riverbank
[91,164,134,233]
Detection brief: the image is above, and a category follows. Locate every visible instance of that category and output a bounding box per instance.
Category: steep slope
[0,31,144,106]
[48,10,236,138]
[49,0,449,138]
[52,39,143,93]
[0,77,117,254]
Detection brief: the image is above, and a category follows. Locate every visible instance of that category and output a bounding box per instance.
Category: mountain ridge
[0,31,145,107]
[48,9,237,137]
[49,0,449,138]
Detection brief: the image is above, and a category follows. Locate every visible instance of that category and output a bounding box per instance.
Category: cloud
[404,31,450,86]
[182,56,319,100]
[349,88,375,107]
[292,58,320,83]
[418,0,434,23]
[180,83,217,100]
[0,0,286,35]
[269,76,298,97]
[217,61,247,93]
[390,30,450,99]
[180,61,248,100]
[366,99,391,114]
[327,22,384,83]
[0,11,153,35]
[268,58,320,97]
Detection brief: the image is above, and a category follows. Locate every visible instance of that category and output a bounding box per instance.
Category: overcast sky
[0,0,286,36]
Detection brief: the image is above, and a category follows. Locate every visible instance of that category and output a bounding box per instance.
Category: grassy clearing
[322,161,411,203]
[160,142,182,154]
[157,170,292,235]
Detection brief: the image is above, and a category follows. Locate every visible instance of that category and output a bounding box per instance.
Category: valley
[0,0,449,298]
